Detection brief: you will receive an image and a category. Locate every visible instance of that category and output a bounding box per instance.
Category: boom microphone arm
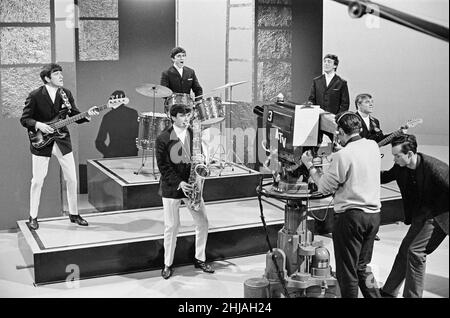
[331,0,449,42]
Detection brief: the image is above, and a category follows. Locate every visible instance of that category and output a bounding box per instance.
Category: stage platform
[18,184,402,285]
[87,157,261,212]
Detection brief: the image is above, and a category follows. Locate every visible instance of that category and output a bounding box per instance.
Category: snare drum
[136,112,171,149]
[195,97,225,125]
[164,93,194,113]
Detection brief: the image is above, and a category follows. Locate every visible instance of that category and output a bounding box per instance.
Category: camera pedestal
[244,185,338,298]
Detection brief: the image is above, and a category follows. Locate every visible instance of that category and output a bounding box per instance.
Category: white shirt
[45,84,59,104]
[324,72,335,87]
[173,124,187,144]
[172,125,189,190]
[174,64,183,77]
[357,110,371,130]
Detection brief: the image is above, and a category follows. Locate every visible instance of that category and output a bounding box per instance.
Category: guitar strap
[59,88,72,114]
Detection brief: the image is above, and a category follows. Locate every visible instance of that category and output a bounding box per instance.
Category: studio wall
[323,0,449,146]
[178,0,323,168]
[76,0,176,191]
[1,0,448,230]
[0,0,72,230]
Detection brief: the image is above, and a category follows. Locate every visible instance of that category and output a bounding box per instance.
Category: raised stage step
[18,184,402,285]
[87,157,261,212]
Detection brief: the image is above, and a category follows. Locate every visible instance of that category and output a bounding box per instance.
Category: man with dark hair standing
[301,111,382,298]
[160,46,203,102]
[155,103,214,280]
[308,54,350,114]
[20,63,99,230]
[380,134,448,298]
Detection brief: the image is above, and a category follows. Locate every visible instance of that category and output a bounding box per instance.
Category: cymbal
[135,84,172,98]
[212,81,248,91]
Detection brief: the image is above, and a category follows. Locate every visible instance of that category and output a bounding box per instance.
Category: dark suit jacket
[20,85,88,157]
[355,112,387,143]
[95,105,139,158]
[381,153,449,225]
[155,126,193,199]
[160,65,203,99]
[308,74,349,114]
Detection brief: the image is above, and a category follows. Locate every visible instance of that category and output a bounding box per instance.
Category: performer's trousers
[30,143,78,219]
[332,209,381,298]
[382,215,447,298]
[162,197,209,267]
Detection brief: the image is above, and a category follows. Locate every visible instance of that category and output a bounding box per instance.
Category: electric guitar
[28,97,126,150]
[377,118,423,147]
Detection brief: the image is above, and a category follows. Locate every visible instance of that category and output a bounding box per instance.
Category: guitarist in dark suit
[308,54,350,114]
[20,63,98,230]
[354,93,388,143]
[355,93,410,146]
[160,46,203,107]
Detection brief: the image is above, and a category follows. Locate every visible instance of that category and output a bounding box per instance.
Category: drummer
[160,46,203,106]
[160,46,211,162]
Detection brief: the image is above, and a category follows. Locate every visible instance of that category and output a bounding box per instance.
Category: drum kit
[134,81,247,177]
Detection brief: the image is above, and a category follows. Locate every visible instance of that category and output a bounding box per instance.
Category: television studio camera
[244,95,339,298]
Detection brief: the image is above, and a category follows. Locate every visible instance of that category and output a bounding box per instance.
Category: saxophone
[186,111,209,212]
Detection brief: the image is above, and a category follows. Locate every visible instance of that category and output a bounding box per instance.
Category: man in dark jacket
[160,46,203,107]
[308,54,349,114]
[155,104,214,280]
[380,134,448,298]
[20,63,98,230]
[95,90,139,158]
[354,93,387,143]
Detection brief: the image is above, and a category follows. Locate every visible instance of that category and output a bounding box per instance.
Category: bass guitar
[377,118,423,147]
[28,97,127,150]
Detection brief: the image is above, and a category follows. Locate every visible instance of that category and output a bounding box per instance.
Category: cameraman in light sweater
[301,111,382,298]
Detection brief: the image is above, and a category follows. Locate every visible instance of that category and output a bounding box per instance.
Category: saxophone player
[155,103,215,280]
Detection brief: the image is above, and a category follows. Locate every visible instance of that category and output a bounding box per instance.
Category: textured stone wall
[0,27,51,64]
[1,67,42,118]
[258,0,291,4]
[78,0,119,61]
[257,5,291,27]
[78,0,118,18]
[0,0,120,120]
[227,1,293,168]
[0,0,52,119]
[255,0,292,101]
[257,29,291,59]
[78,20,119,61]
[257,60,291,101]
[0,0,50,23]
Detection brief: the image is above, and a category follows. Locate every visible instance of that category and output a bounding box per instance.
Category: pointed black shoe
[193,258,215,273]
[69,214,88,226]
[28,217,39,230]
[161,265,173,279]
